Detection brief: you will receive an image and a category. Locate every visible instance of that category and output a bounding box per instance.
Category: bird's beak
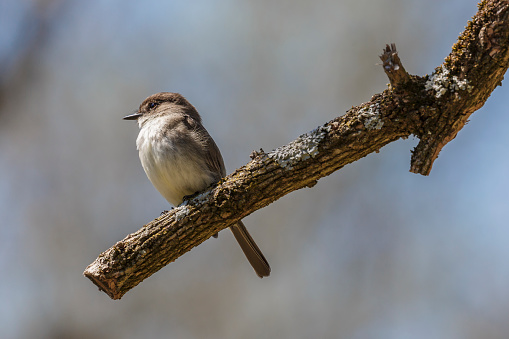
[123,112,142,120]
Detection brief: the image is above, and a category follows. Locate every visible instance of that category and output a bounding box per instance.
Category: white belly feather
[136,117,215,206]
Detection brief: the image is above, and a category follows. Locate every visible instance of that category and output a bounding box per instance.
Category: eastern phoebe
[123,92,271,278]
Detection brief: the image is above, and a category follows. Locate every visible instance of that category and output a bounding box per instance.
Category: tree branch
[84,0,509,299]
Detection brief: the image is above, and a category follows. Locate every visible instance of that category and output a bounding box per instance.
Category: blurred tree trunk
[0,0,69,108]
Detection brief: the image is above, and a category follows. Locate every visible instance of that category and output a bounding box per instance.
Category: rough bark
[84,0,509,299]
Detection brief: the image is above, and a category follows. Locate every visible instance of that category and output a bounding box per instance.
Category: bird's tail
[230,221,271,278]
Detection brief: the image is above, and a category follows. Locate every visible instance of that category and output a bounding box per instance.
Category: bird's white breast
[136,116,215,206]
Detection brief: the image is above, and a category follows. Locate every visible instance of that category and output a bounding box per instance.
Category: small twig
[379,43,411,87]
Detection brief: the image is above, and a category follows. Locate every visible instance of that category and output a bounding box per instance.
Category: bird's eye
[148,102,158,110]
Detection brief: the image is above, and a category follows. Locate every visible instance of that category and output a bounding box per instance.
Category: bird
[123,92,270,278]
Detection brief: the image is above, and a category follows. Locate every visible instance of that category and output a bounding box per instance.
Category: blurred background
[1,0,508,338]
